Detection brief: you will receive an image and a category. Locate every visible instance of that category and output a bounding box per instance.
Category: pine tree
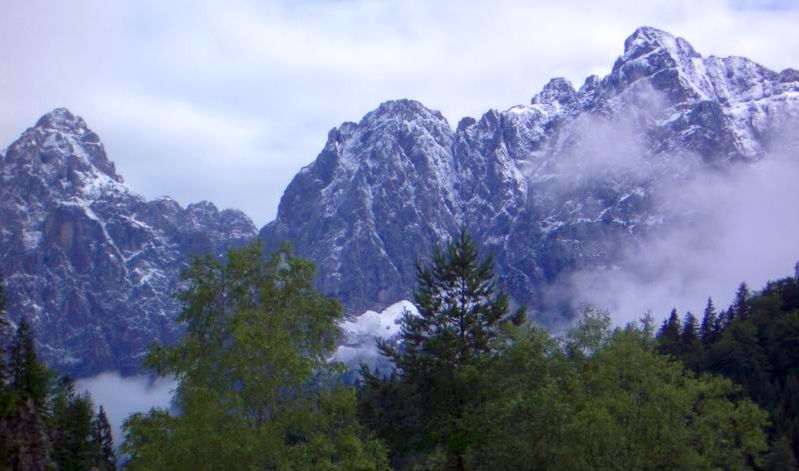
[92,405,116,470]
[794,260,799,280]
[51,376,98,471]
[657,309,682,357]
[732,282,751,321]
[716,308,730,332]
[3,319,55,471]
[681,312,699,349]
[370,229,524,470]
[9,318,51,409]
[699,298,718,346]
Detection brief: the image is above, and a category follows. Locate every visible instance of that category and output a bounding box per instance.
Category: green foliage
[361,230,523,470]
[0,313,115,470]
[656,308,682,358]
[9,318,52,410]
[50,376,98,471]
[92,405,116,470]
[123,241,388,470]
[699,298,718,346]
[658,275,799,465]
[465,312,768,470]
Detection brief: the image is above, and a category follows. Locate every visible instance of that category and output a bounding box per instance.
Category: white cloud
[568,155,799,325]
[1,0,798,226]
[76,372,176,445]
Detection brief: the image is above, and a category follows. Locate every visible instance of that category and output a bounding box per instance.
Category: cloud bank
[2,1,799,225]
[568,154,799,324]
[76,372,176,445]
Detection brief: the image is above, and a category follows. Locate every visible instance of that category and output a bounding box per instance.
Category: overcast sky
[1,0,798,225]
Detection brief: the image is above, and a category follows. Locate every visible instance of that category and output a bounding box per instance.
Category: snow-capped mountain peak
[262,26,799,324]
[532,78,577,106]
[3,26,799,377]
[1,109,257,376]
[620,26,698,63]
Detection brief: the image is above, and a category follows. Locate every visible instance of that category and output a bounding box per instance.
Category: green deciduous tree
[122,241,388,471]
[465,311,769,470]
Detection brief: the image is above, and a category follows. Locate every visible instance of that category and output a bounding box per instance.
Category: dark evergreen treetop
[93,405,116,471]
[657,308,682,357]
[733,282,751,321]
[700,298,718,346]
[657,274,799,464]
[378,229,525,377]
[681,312,698,345]
[365,229,525,471]
[9,318,51,409]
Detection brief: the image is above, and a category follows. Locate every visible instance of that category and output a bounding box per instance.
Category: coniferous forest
[0,279,116,470]
[1,235,799,469]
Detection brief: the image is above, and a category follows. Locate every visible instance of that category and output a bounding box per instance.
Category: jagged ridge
[0,109,257,376]
[261,26,799,320]
[3,27,799,376]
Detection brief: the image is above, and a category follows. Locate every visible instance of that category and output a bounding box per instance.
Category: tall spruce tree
[52,381,96,471]
[679,312,702,370]
[92,405,116,470]
[4,317,55,470]
[9,318,51,409]
[368,229,524,471]
[699,298,718,346]
[681,312,698,347]
[733,282,751,321]
[657,309,682,357]
[716,308,730,332]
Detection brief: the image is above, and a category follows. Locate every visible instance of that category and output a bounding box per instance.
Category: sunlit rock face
[0,108,257,376]
[261,27,799,323]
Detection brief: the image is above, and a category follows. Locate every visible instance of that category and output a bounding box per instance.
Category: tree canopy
[360,230,524,470]
[122,241,388,471]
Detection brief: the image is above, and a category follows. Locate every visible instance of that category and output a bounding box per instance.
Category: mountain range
[1,26,797,376]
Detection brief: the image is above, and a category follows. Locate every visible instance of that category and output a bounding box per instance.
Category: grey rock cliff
[261,27,799,321]
[0,108,257,376]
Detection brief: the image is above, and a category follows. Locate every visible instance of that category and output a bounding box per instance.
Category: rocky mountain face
[2,26,798,377]
[262,26,799,320]
[0,109,256,376]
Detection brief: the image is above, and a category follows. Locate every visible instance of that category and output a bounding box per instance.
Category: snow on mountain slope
[261,26,799,324]
[3,26,798,377]
[333,300,417,371]
[0,108,257,376]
